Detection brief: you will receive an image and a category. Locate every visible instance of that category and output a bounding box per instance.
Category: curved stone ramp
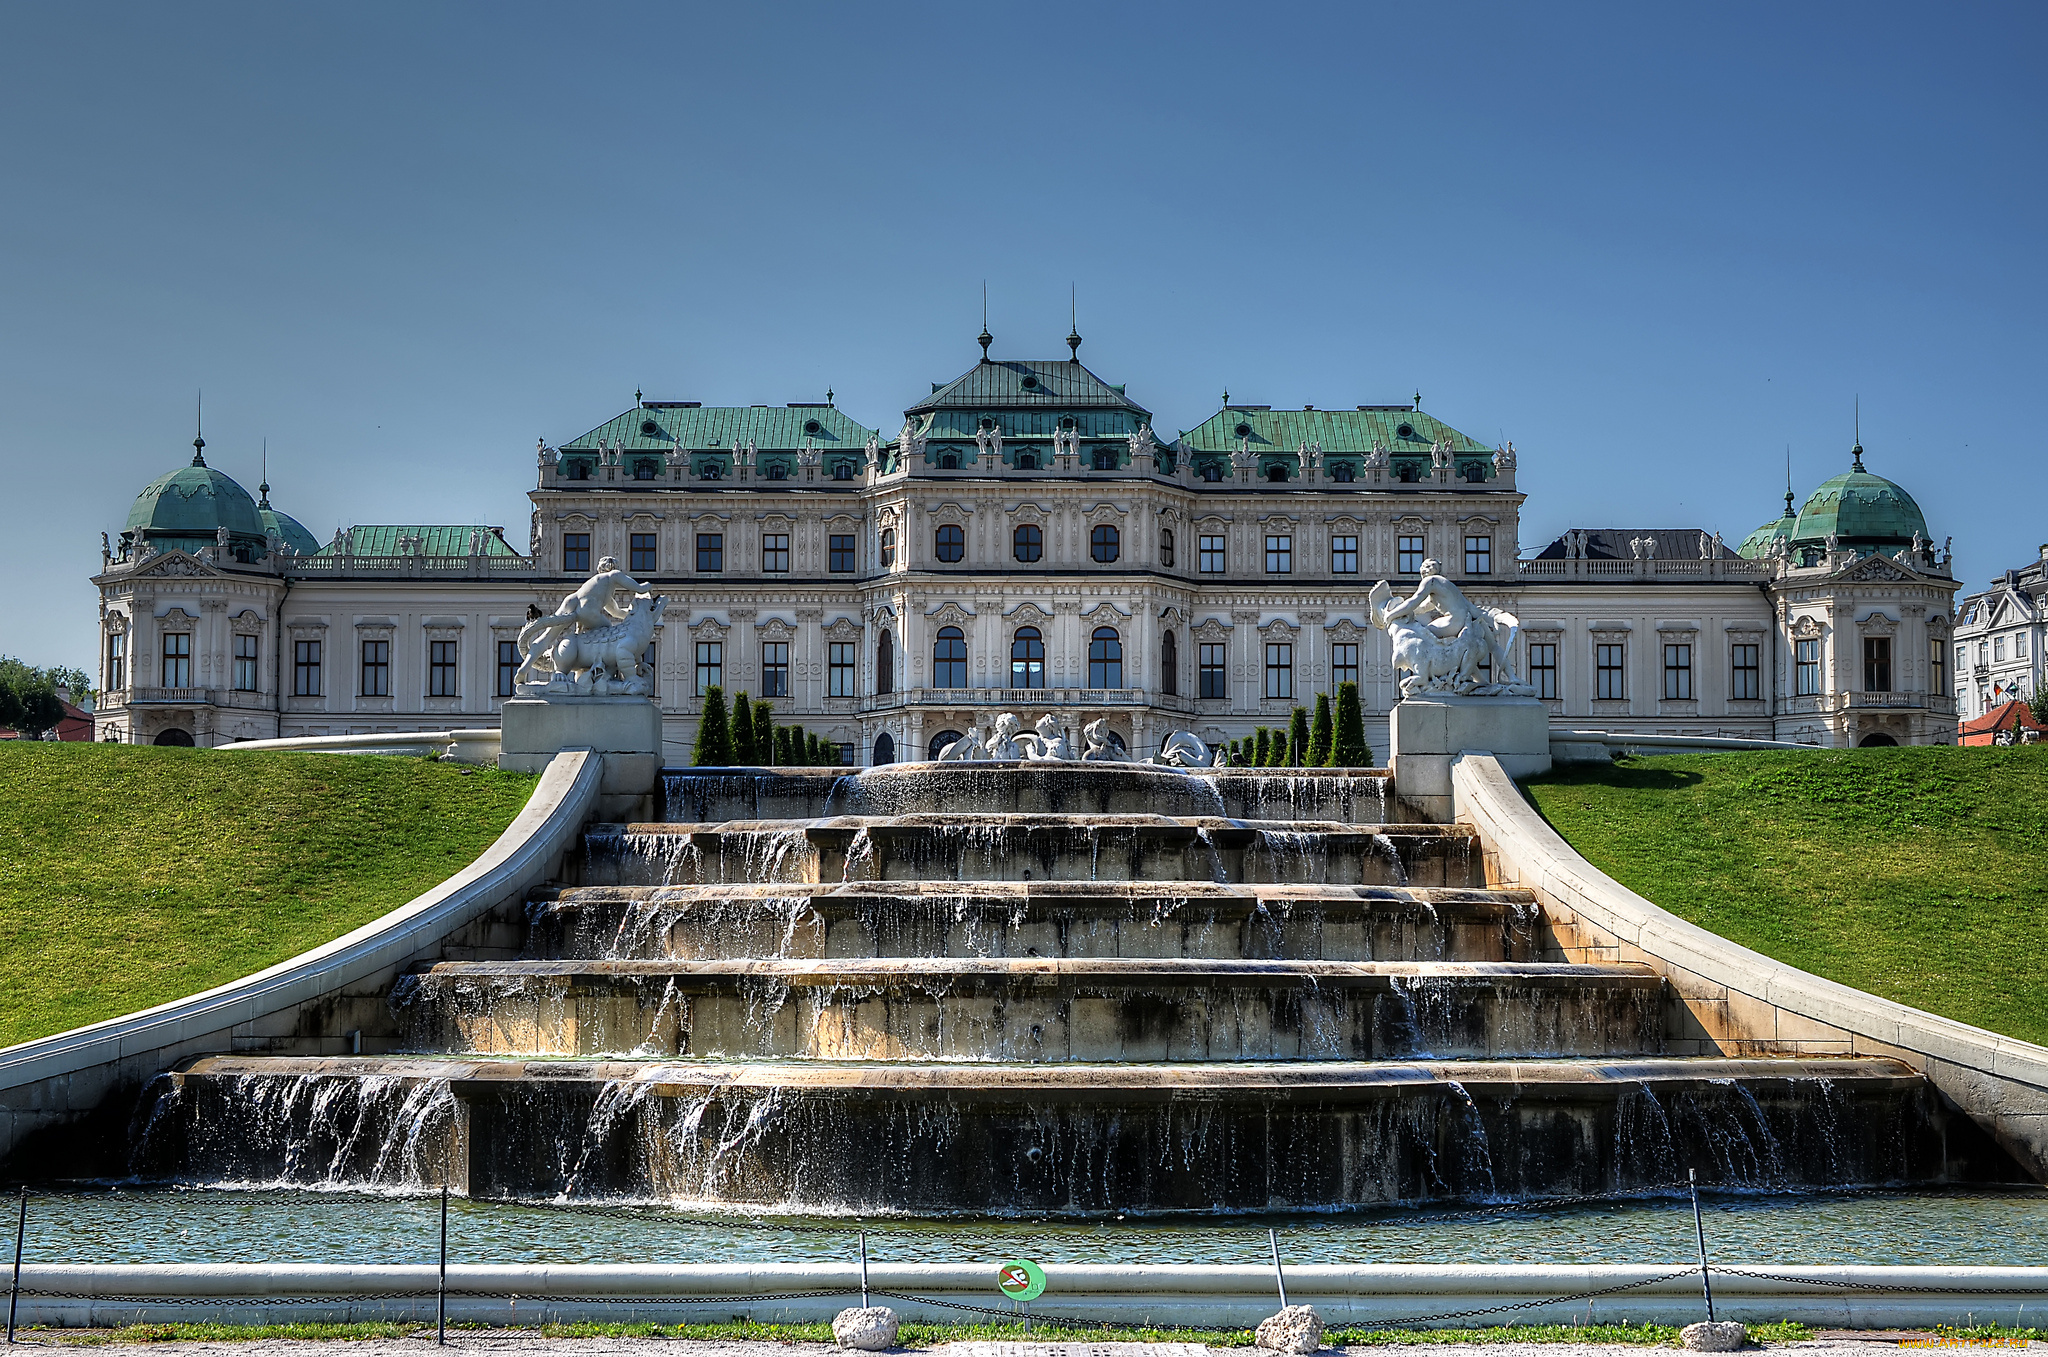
[393,957,1666,1062]
[1452,752,2048,1183]
[0,750,601,1176]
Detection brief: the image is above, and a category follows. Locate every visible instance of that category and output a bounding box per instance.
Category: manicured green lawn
[0,743,535,1048]
[1521,746,2048,1047]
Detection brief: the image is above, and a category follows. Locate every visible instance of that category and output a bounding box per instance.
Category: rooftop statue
[1369,560,1533,698]
[515,557,663,696]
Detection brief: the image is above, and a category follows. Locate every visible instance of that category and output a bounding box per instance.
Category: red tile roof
[1959,699,2043,745]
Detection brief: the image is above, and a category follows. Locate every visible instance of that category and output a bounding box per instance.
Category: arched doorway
[1857,732,1899,747]
[153,728,195,747]
[928,729,964,761]
[874,732,895,766]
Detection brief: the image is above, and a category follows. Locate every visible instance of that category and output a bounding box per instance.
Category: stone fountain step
[660,765,1409,825]
[527,881,1541,963]
[393,958,1664,1063]
[578,817,1482,888]
[152,1054,2005,1210]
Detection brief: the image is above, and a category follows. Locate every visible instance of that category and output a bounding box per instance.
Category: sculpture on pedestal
[1369,561,1533,697]
[514,558,665,695]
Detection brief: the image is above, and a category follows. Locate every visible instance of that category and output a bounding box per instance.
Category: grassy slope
[0,743,535,1048]
[1521,746,2048,1047]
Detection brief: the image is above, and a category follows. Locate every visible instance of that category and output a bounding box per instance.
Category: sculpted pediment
[927,601,974,627]
[136,552,218,579]
[1839,554,1912,583]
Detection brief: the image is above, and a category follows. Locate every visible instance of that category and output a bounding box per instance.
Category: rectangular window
[1955,645,1966,673]
[695,641,723,695]
[836,742,855,766]
[2018,632,2031,658]
[1332,642,1359,690]
[1662,642,1693,700]
[1199,642,1228,699]
[361,639,390,697]
[1160,529,1175,568]
[429,640,459,697]
[829,534,856,573]
[1398,535,1426,574]
[1266,535,1292,574]
[1795,638,1821,696]
[760,641,788,698]
[760,533,789,573]
[1864,636,1892,693]
[828,641,856,696]
[1731,643,1761,701]
[1933,640,1947,695]
[162,632,191,689]
[1595,643,1625,701]
[1331,535,1358,574]
[293,639,321,697]
[697,533,724,572]
[562,532,590,574]
[629,532,657,574]
[233,634,259,692]
[1527,641,1558,700]
[497,640,519,697]
[107,633,125,691]
[1994,636,2007,662]
[1265,642,1293,699]
[1465,534,1492,575]
[1198,534,1225,574]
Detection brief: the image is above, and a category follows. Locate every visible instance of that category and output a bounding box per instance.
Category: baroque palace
[91,333,1962,759]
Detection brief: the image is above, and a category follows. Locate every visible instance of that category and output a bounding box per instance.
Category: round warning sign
[997,1258,1047,1302]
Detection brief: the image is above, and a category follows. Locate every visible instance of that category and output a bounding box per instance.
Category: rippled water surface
[18,1186,2044,1268]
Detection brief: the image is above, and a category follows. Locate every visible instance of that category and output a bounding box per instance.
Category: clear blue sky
[5,2,2043,672]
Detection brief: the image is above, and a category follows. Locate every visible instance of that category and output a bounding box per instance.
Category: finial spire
[978,282,992,362]
[1413,390,1422,412]
[259,438,270,507]
[1851,395,1864,470]
[1066,284,1081,359]
[192,390,206,466]
[826,387,834,405]
[1785,445,1794,515]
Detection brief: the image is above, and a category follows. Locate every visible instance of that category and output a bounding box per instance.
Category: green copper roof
[125,457,265,539]
[906,359,1151,418]
[562,405,881,453]
[259,505,322,556]
[314,525,520,558]
[1790,448,1928,547]
[1181,406,1491,457]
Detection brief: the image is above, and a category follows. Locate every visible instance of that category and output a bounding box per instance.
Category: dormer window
[1331,462,1355,483]
[699,461,724,481]
[640,419,661,437]
[1464,463,1486,483]
[978,417,996,431]
[1058,416,1075,430]
[633,459,657,480]
[940,453,960,470]
[1094,450,1117,471]
[804,418,822,435]
[767,463,787,480]
[1202,463,1224,483]
[1396,422,1416,439]
[1016,453,1037,471]
[1398,463,1419,483]
[1266,464,1287,482]
[832,461,854,480]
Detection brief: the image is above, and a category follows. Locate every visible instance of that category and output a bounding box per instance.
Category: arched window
[880,527,896,567]
[876,629,894,695]
[934,524,965,562]
[1331,462,1355,483]
[1266,464,1287,482]
[1160,528,1175,567]
[933,626,967,687]
[767,462,788,480]
[1089,627,1123,689]
[633,459,657,480]
[1398,463,1419,483]
[1093,449,1118,471]
[1202,463,1224,483]
[928,729,964,761]
[833,461,855,480]
[1011,627,1045,689]
[700,461,724,481]
[874,732,896,765]
[1161,630,1178,696]
[153,728,195,747]
[1091,524,1120,563]
[1015,452,1037,471]
[1464,462,1486,483]
[1014,524,1042,562]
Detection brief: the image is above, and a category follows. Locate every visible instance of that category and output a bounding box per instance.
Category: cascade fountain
[125,567,2026,1214]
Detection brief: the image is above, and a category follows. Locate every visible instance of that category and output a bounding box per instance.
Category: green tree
[805,733,826,765]
[1271,730,1289,766]
[774,726,794,765]
[729,691,755,764]
[1332,681,1369,767]
[753,700,775,766]
[1307,693,1333,766]
[1288,706,1310,766]
[693,685,733,766]
[2029,687,2048,732]
[0,657,66,739]
[1253,727,1270,766]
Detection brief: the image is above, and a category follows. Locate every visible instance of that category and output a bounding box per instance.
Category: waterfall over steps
[140,763,2019,1214]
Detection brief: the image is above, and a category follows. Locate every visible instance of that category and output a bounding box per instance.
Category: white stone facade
[1952,545,2048,720]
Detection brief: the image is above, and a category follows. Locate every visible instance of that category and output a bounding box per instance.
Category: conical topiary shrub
[753,700,775,766]
[1307,693,1333,766]
[1288,706,1310,767]
[1332,680,1369,767]
[730,691,755,764]
[694,685,733,766]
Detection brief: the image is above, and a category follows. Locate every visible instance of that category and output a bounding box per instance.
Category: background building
[92,343,1960,755]
[1952,547,2048,723]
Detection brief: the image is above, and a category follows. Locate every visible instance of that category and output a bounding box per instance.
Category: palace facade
[92,339,1961,758]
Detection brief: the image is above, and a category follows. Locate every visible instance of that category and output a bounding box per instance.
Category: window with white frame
[1529,642,1558,700]
[1331,535,1357,574]
[162,632,191,688]
[233,634,259,692]
[429,640,459,697]
[1199,642,1227,698]
[1595,642,1625,700]
[828,642,856,696]
[292,639,320,696]
[1464,534,1492,575]
[760,641,788,697]
[1332,642,1359,689]
[1995,636,2007,662]
[361,639,390,696]
[1398,535,1426,573]
[1662,642,1692,700]
[1264,642,1293,699]
[761,533,789,573]
[696,640,723,695]
[1265,535,1292,574]
[1199,534,1225,573]
[1795,639,1821,695]
[106,633,125,691]
[1731,644,1761,700]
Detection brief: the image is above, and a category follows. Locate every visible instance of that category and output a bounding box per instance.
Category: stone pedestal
[499,696,662,820]
[1390,695,1552,822]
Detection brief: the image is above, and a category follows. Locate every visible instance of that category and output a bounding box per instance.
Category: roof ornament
[1429,435,1453,470]
[258,438,271,508]
[1413,390,1422,412]
[192,390,206,467]
[978,282,992,363]
[1067,284,1081,359]
[1495,440,1517,472]
[1364,439,1390,470]
[827,387,835,405]
[1851,395,1866,471]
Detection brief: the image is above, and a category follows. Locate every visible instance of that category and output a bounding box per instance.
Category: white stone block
[1392,696,1551,819]
[1681,1320,1747,1350]
[1255,1304,1323,1353]
[833,1305,899,1350]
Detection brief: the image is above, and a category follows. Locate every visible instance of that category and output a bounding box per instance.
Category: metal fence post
[1688,1169,1716,1323]
[7,1188,25,1344]
[858,1229,869,1309]
[438,1183,449,1345]
[1268,1227,1288,1309]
